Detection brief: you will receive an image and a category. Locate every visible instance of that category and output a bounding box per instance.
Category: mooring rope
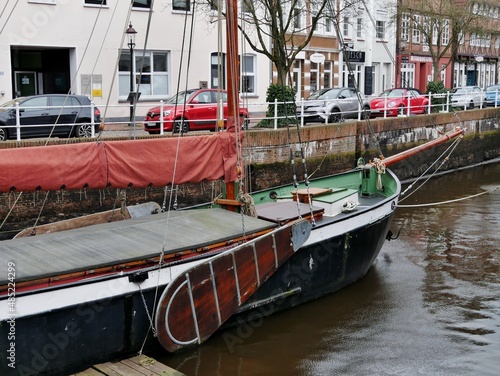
[397,185,499,208]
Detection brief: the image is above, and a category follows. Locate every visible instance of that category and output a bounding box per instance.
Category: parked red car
[143,88,249,134]
[370,88,429,117]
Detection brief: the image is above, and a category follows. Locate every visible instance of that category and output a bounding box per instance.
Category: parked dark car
[370,88,429,117]
[485,85,500,107]
[143,88,249,134]
[296,87,371,124]
[0,94,101,141]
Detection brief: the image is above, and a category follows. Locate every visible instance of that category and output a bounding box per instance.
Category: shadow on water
[153,162,500,376]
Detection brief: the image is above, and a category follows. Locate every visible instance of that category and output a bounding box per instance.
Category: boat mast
[225,0,240,205]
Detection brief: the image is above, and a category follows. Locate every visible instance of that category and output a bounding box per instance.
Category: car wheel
[328,109,341,123]
[173,118,189,134]
[468,101,474,110]
[148,131,160,135]
[362,106,370,120]
[398,105,406,116]
[75,122,93,138]
[0,127,7,141]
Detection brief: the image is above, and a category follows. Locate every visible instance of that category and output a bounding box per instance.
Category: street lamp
[126,22,137,126]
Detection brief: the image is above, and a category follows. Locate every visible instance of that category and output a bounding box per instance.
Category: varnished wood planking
[72,355,185,376]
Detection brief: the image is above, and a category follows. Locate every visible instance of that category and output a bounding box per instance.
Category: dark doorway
[11,48,71,97]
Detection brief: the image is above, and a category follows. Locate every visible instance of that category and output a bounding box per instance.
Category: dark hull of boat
[0,211,393,376]
[230,211,394,324]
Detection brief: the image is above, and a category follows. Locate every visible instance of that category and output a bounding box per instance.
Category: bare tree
[397,0,484,82]
[203,0,365,86]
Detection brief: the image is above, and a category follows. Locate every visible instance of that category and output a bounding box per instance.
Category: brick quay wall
[1,109,500,236]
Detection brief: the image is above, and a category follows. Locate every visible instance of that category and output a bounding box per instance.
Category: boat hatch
[309,189,359,216]
[256,201,324,224]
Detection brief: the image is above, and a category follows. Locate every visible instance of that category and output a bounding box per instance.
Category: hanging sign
[310,53,325,64]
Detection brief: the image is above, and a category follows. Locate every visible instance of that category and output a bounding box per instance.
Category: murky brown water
[155,162,500,376]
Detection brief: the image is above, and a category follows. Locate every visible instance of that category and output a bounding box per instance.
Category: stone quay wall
[1,108,499,236]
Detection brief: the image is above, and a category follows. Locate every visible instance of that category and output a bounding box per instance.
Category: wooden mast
[224,0,240,207]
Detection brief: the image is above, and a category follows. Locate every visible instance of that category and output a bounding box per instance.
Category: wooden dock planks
[72,355,185,376]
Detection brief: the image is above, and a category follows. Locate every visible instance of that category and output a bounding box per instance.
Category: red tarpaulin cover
[0,132,241,192]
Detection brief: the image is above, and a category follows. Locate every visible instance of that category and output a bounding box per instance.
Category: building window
[440,64,446,83]
[401,13,409,42]
[376,21,385,39]
[172,0,190,11]
[133,0,151,8]
[241,0,251,13]
[342,63,361,88]
[401,63,415,87]
[343,16,350,37]
[310,62,318,92]
[357,17,363,38]
[211,52,226,89]
[323,61,332,88]
[311,8,320,33]
[442,19,450,45]
[325,17,333,34]
[85,0,107,5]
[293,7,302,30]
[118,50,169,99]
[412,15,420,44]
[241,54,255,94]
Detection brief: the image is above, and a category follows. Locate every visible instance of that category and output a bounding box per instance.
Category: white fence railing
[2,89,500,140]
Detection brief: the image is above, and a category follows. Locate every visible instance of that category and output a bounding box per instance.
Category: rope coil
[372,158,386,190]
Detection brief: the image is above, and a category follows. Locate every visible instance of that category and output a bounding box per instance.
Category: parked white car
[296,87,371,124]
[450,86,485,110]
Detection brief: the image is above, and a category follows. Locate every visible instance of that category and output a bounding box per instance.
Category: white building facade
[0,0,271,120]
[0,0,397,120]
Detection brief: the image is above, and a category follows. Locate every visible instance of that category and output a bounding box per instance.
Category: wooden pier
[72,355,185,376]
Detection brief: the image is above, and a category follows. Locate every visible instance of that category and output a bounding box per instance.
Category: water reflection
[155,163,500,376]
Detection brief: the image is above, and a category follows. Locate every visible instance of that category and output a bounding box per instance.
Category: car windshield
[451,88,467,95]
[308,88,341,100]
[0,98,25,111]
[165,90,197,105]
[379,89,406,98]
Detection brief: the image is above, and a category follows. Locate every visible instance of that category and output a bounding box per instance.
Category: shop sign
[346,51,365,62]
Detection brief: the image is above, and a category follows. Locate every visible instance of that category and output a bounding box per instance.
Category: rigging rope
[397,185,499,208]
[399,134,463,202]
[0,0,19,38]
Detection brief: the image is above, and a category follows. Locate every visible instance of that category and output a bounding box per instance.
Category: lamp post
[126,22,137,126]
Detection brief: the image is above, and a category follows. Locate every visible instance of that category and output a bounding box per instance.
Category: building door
[15,72,37,97]
[292,60,302,101]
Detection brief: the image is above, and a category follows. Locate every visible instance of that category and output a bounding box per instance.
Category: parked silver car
[450,86,485,110]
[296,87,370,124]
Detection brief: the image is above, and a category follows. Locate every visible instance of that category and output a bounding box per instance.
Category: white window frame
[356,17,363,38]
[343,16,350,38]
[401,13,410,42]
[85,0,107,5]
[442,19,450,45]
[118,50,170,100]
[241,54,256,95]
[412,15,420,44]
[376,20,385,40]
[133,0,152,9]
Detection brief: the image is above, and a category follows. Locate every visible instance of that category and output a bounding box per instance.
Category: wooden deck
[72,355,185,376]
[0,208,276,285]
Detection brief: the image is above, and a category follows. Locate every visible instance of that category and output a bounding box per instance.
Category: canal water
[156,161,500,376]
